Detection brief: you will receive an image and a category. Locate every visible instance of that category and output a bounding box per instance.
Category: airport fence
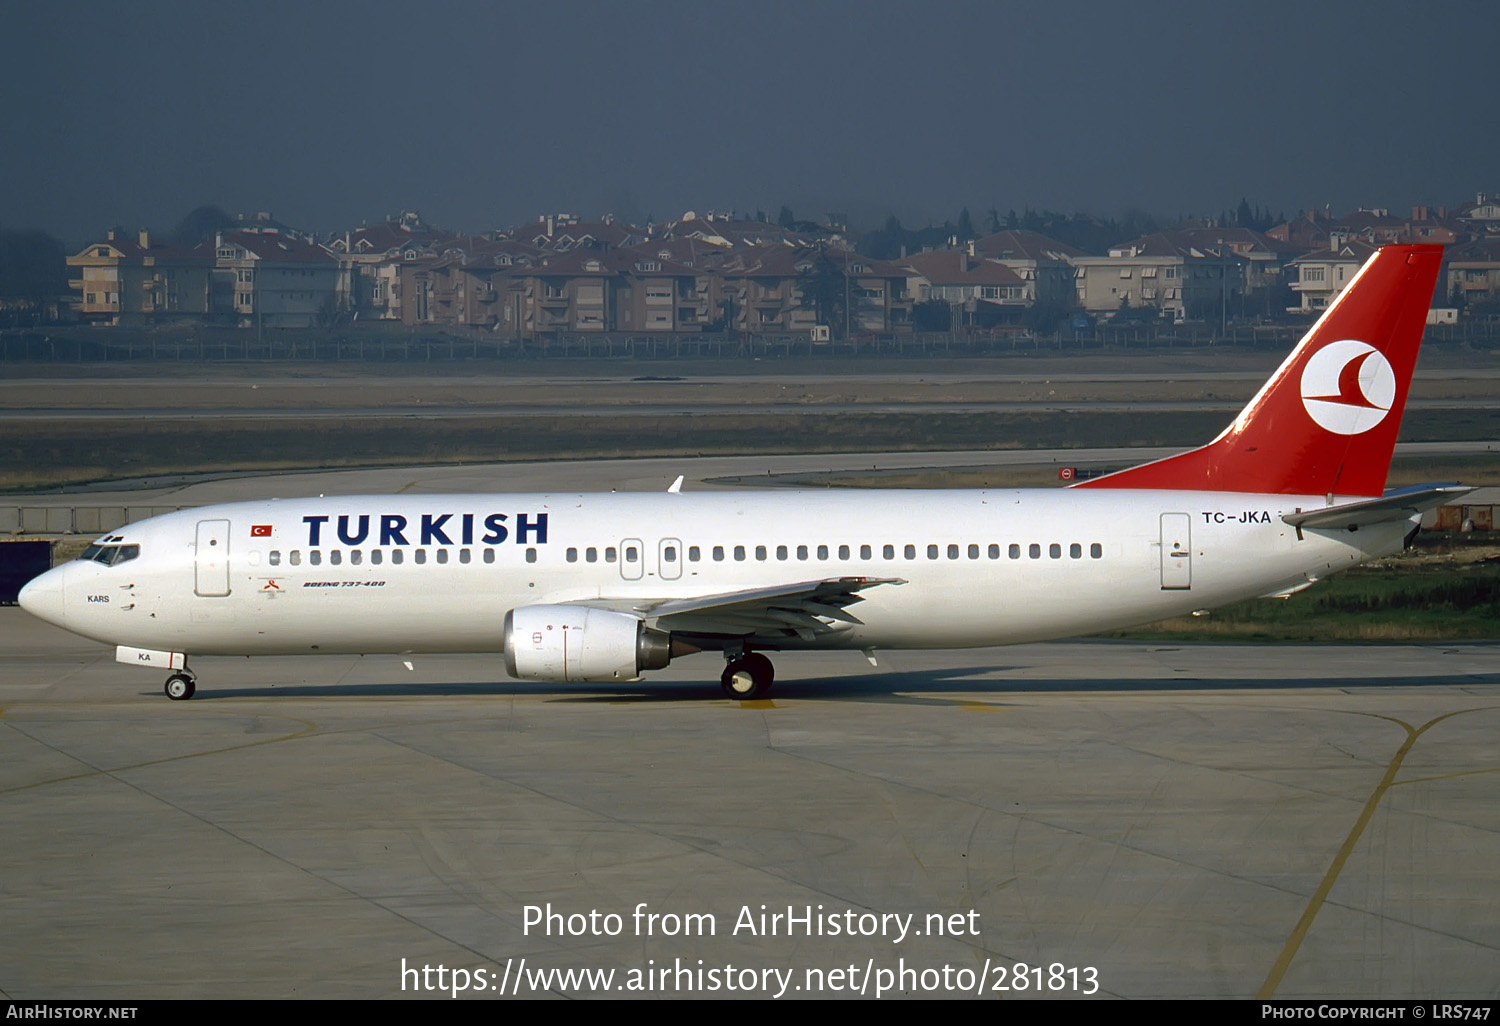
[0,505,184,536]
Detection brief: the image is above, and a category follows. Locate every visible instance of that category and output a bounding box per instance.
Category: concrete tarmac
[2,609,1497,1000]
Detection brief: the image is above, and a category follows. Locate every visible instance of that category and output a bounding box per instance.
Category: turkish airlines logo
[1299,340,1396,435]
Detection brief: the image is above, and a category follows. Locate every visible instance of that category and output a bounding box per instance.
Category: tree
[911,299,951,332]
[0,228,67,302]
[795,248,854,338]
[170,205,235,248]
[957,207,974,240]
[777,205,795,229]
[1236,198,1254,229]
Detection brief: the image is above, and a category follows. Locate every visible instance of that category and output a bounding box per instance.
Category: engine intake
[503,605,673,682]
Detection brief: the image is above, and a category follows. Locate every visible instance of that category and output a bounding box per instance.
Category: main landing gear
[164,670,197,701]
[721,651,774,699]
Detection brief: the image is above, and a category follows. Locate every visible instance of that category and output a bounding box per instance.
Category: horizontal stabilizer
[1281,484,1474,530]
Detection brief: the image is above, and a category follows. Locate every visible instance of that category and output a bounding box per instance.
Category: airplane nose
[18,567,68,627]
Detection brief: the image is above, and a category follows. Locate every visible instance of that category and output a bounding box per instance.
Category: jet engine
[503,605,673,682]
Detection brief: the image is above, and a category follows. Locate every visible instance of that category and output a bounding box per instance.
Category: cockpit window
[76,544,140,567]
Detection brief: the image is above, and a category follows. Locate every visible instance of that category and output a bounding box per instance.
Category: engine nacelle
[503,605,673,682]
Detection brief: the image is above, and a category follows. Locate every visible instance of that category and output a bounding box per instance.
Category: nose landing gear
[164,671,197,701]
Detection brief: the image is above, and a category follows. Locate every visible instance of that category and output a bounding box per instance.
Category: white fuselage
[28,488,1404,660]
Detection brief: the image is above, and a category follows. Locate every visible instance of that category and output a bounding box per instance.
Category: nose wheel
[721,652,774,699]
[164,672,197,701]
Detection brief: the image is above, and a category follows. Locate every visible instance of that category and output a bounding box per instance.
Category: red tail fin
[1075,244,1443,496]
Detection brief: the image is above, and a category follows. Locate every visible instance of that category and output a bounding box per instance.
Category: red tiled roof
[899,250,1024,286]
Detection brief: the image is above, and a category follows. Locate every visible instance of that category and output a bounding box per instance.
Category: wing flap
[584,576,906,638]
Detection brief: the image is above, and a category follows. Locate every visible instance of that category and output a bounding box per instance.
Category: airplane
[18,244,1468,702]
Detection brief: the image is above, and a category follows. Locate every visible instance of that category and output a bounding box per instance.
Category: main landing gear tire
[164,673,196,701]
[721,652,774,699]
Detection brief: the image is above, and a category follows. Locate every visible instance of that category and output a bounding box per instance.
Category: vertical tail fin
[1074,244,1443,496]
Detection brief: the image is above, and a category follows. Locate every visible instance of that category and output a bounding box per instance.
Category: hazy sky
[3,0,1494,244]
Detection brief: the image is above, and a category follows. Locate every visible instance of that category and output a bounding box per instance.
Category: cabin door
[195,519,231,597]
[1159,513,1191,590]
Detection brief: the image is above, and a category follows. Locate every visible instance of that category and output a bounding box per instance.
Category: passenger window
[567,548,578,563]
[1049,543,1061,559]
[310,550,322,566]
[948,544,959,560]
[1091,543,1103,559]
[436,549,448,564]
[734,545,745,561]
[839,545,850,559]
[586,547,598,563]
[817,545,828,560]
[351,550,363,565]
[755,545,767,561]
[969,544,980,559]
[1070,543,1082,559]
[989,544,1000,559]
[290,550,302,566]
[392,549,404,565]
[269,550,281,566]
[459,549,471,564]
[688,546,700,562]
[904,544,916,559]
[625,546,638,563]
[481,549,492,564]
[526,548,537,563]
[797,545,808,560]
[605,547,617,562]
[860,544,872,559]
[1028,544,1040,559]
[330,550,342,566]
[664,546,677,562]
[776,545,787,560]
[1009,544,1020,559]
[371,550,383,565]
[414,550,426,565]
[713,546,725,561]
[927,544,939,559]
[882,544,894,559]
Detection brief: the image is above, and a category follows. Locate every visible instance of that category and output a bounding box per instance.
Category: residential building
[211,230,338,328]
[970,230,1083,307]
[66,230,213,326]
[1446,238,1500,308]
[1071,233,1242,321]
[1288,241,1378,313]
[323,211,453,320]
[900,248,1028,327]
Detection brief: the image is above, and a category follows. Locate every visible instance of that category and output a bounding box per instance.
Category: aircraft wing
[580,577,906,640]
[1281,484,1474,530]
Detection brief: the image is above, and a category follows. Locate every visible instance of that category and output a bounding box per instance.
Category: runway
[2,610,1497,999]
